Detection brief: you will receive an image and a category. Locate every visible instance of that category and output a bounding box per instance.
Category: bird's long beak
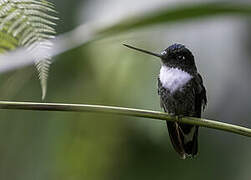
[123,44,162,58]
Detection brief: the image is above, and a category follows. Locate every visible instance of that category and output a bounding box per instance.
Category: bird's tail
[166,121,198,159]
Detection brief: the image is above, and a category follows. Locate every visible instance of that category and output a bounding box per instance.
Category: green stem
[0,101,250,137]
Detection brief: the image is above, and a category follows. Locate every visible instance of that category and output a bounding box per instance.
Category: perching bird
[123,43,207,159]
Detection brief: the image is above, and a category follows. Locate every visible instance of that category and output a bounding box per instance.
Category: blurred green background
[0,0,251,180]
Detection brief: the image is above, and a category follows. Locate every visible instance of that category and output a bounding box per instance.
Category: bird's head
[123,43,197,74]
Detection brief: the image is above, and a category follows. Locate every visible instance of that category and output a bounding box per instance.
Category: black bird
[123,43,207,159]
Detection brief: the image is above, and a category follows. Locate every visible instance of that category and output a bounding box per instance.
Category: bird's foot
[177,115,183,121]
[168,113,183,121]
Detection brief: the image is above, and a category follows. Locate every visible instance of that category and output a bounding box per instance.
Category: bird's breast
[159,66,192,93]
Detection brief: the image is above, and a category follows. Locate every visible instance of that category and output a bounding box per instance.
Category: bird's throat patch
[159,66,192,93]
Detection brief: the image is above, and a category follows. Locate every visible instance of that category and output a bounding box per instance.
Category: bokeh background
[0,0,251,180]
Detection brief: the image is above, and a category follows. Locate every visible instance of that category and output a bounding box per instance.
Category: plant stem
[0,101,250,137]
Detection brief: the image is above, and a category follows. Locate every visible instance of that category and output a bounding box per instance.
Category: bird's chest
[159,66,192,93]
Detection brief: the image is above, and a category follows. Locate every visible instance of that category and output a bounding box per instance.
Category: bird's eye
[178,55,185,60]
[161,51,167,56]
[178,56,186,60]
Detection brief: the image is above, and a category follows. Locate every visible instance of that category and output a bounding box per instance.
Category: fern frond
[0,0,57,100]
[16,3,57,13]
[28,16,56,25]
[7,15,25,33]
[35,56,51,100]
[0,31,18,50]
[0,3,14,17]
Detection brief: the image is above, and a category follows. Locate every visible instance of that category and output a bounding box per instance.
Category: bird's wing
[194,73,207,117]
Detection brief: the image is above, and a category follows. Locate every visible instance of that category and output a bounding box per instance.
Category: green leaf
[33,3,251,62]
[0,0,57,100]
[97,3,251,37]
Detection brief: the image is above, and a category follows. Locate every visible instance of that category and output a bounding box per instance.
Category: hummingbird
[123,43,207,159]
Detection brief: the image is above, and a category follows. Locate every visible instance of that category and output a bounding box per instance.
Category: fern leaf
[0,3,14,17]
[7,15,25,34]
[0,0,57,100]
[17,3,57,13]
[28,16,56,25]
